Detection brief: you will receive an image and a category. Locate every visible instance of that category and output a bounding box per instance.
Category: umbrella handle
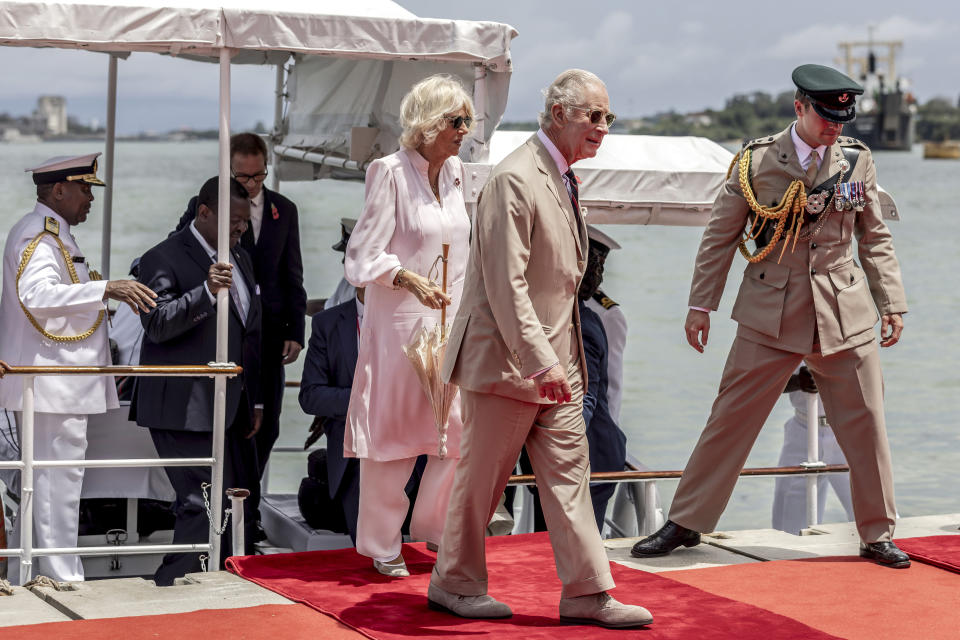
[441,243,450,335]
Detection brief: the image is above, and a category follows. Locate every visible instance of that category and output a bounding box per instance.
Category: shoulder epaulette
[742,135,777,150]
[838,136,869,150]
[592,290,619,310]
[44,216,60,236]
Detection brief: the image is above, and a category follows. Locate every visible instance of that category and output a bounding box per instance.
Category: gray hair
[538,69,606,129]
[399,74,476,150]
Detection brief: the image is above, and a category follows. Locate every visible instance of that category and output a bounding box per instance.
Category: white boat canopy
[465,132,735,226]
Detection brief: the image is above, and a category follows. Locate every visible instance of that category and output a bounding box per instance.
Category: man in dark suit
[174,133,307,492]
[135,176,262,585]
[578,239,627,531]
[298,290,364,543]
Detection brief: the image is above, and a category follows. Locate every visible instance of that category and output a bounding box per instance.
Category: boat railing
[0,364,242,585]
[275,381,847,538]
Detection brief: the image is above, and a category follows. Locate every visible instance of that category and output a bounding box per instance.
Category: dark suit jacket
[579,300,627,473]
[131,226,261,431]
[176,188,306,346]
[298,300,358,497]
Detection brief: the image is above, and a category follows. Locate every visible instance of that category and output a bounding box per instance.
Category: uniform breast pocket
[828,260,878,339]
[731,261,790,338]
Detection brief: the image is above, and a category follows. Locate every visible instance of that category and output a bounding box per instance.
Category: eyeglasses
[232,170,268,183]
[444,115,473,129]
[569,105,616,127]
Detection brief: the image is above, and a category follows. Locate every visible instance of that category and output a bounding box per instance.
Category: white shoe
[427,583,512,618]
[373,556,409,577]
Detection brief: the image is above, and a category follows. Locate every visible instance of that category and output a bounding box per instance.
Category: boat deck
[2,513,958,633]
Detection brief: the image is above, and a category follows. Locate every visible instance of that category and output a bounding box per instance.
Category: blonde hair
[399,74,476,150]
[538,69,606,129]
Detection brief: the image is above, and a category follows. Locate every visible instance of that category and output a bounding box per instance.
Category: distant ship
[837,33,916,151]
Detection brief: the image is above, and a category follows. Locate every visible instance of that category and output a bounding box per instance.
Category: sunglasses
[569,105,616,127]
[445,115,473,129]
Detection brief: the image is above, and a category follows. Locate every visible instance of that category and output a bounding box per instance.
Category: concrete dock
[2,513,958,629]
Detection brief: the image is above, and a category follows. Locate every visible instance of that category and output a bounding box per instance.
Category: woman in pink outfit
[344,75,473,577]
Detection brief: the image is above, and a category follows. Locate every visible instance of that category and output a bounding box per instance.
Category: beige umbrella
[402,244,457,459]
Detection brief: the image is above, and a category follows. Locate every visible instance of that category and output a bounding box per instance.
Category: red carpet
[670,555,960,640]
[896,534,960,573]
[3,604,362,639]
[227,532,840,639]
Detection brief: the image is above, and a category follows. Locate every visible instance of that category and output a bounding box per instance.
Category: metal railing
[0,364,241,585]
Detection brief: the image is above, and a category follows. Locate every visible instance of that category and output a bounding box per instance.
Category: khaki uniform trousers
[670,336,897,543]
[431,362,615,600]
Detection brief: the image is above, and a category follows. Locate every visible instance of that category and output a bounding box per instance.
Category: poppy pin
[454,177,461,190]
[271,204,279,220]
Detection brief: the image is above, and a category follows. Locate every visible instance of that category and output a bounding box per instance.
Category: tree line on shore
[501,90,960,144]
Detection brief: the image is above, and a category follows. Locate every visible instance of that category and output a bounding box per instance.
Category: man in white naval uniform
[772,365,854,534]
[0,153,156,583]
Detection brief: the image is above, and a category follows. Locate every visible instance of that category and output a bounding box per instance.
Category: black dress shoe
[859,541,911,568]
[631,520,701,557]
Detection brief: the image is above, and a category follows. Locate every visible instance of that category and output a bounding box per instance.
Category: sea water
[1,140,957,532]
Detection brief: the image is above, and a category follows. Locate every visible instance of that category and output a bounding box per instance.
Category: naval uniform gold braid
[15,230,105,343]
[728,149,809,264]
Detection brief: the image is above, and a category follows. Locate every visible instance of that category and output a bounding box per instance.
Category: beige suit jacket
[689,125,907,356]
[442,134,588,403]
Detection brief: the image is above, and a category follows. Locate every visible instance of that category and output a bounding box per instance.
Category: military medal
[805,191,828,215]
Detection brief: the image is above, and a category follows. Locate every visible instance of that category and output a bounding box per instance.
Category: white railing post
[804,392,822,529]
[226,488,249,558]
[19,376,35,584]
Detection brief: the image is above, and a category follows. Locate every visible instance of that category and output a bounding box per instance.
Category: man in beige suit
[632,64,911,568]
[427,70,652,628]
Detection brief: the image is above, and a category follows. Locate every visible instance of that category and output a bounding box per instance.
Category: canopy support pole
[208,46,232,572]
[100,54,119,279]
[804,392,823,530]
[270,62,285,193]
[470,64,487,161]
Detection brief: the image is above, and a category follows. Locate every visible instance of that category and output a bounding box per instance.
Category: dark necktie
[563,168,585,232]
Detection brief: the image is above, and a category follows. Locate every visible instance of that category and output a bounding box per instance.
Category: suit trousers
[254,331,285,481]
[669,336,896,543]
[10,412,86,584]
[356,454,457,562]
[431,362,615,600]
[149,413,260,586]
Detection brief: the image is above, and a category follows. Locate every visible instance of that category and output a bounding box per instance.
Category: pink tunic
[344,148,470,461]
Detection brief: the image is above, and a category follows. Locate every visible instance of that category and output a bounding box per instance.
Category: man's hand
[880,313,903,348]
[535,364,572,403]
[104,279,157,314]
[207,262,233,295]
[685,309,710,353]
[281,340,302,365]
[246,407,263,439]
[0,360,9,378]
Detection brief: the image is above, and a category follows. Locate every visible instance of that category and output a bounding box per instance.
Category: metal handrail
[506,464,850,486]
[2,364,241,584]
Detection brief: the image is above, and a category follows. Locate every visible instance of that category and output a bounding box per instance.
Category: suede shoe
[559,592,653,628]
[860,541,911,568]
[427,583,512,619]
[630,520,700,557]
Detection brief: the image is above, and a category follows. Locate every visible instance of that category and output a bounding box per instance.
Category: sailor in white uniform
[0,153,156,583]
[771,365,855,534]
[324,218,358,311]
[583,226,626,422]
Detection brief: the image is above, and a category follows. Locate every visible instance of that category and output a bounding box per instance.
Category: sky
[1,0,958,134]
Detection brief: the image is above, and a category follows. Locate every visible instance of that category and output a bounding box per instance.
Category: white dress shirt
[189,221,251,321]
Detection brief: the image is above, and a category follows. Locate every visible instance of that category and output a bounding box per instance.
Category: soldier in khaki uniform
[632,64,911,568]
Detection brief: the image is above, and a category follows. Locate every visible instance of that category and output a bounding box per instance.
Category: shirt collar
[250,189,265,208]
[189,220,218,259]
[537,128,570,175]
[404,147,430,176]
[791,123,826,165]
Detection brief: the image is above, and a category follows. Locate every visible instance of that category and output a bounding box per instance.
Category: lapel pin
[271,204,279,220]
